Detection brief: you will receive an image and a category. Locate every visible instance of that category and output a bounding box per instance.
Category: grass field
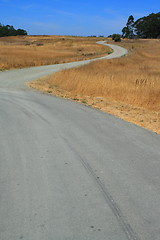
[0,35,111,70]
[29,38,160,134]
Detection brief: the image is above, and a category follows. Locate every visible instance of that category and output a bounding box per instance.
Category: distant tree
[122,15,135,38]
[111,34,117,40]
[0,24,27,37]
[134,12,160,38]
[7,25,17,36]
[111,34,121,42]
[16,29,27,36]
[114,35,121,42]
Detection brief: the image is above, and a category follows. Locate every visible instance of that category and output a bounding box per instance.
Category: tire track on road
[63,138,140,240]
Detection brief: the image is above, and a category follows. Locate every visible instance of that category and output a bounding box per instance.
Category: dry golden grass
[29,39,160,134]
[0,35,110,70]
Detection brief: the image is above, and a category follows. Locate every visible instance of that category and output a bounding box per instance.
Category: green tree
[111,34,121,42]
[16,29,27,35]
[114,35,121,42]
[134,12,160,38]
[122,15,135,38]
[8,25,17,36]
[0,23,27,37]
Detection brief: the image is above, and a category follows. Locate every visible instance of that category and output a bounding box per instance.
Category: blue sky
[0,0,159,36]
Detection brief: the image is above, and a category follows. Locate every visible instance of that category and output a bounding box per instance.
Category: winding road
[0,42,160,240]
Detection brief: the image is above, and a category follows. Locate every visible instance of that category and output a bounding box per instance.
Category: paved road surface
[0,42,160,240]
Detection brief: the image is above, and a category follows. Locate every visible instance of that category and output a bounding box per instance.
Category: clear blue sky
[0,0,159,36]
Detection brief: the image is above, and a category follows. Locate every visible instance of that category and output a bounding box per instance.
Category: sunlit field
[0,35,110,70]
[29,38,160,134]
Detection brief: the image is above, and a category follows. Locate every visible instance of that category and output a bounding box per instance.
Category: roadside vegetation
[1,16,159,134]
[110,12,160,42]
[0,35,111,70]
[29,38,160,134]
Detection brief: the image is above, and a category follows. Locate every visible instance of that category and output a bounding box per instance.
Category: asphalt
[0,42,160,240]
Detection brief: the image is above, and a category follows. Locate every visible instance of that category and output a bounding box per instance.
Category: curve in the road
[0,42,160,240]
[0,41,127,90]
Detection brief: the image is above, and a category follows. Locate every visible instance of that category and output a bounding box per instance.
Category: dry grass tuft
[29,39,160,134]
[0,35,110,70]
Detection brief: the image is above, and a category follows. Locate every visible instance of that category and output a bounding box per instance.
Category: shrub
[114,36,121,42]
[111,34,121,42]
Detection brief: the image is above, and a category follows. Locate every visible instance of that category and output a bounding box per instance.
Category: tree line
[0,24,27,37]
[122,12,160,39]
[110,12,160,41]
